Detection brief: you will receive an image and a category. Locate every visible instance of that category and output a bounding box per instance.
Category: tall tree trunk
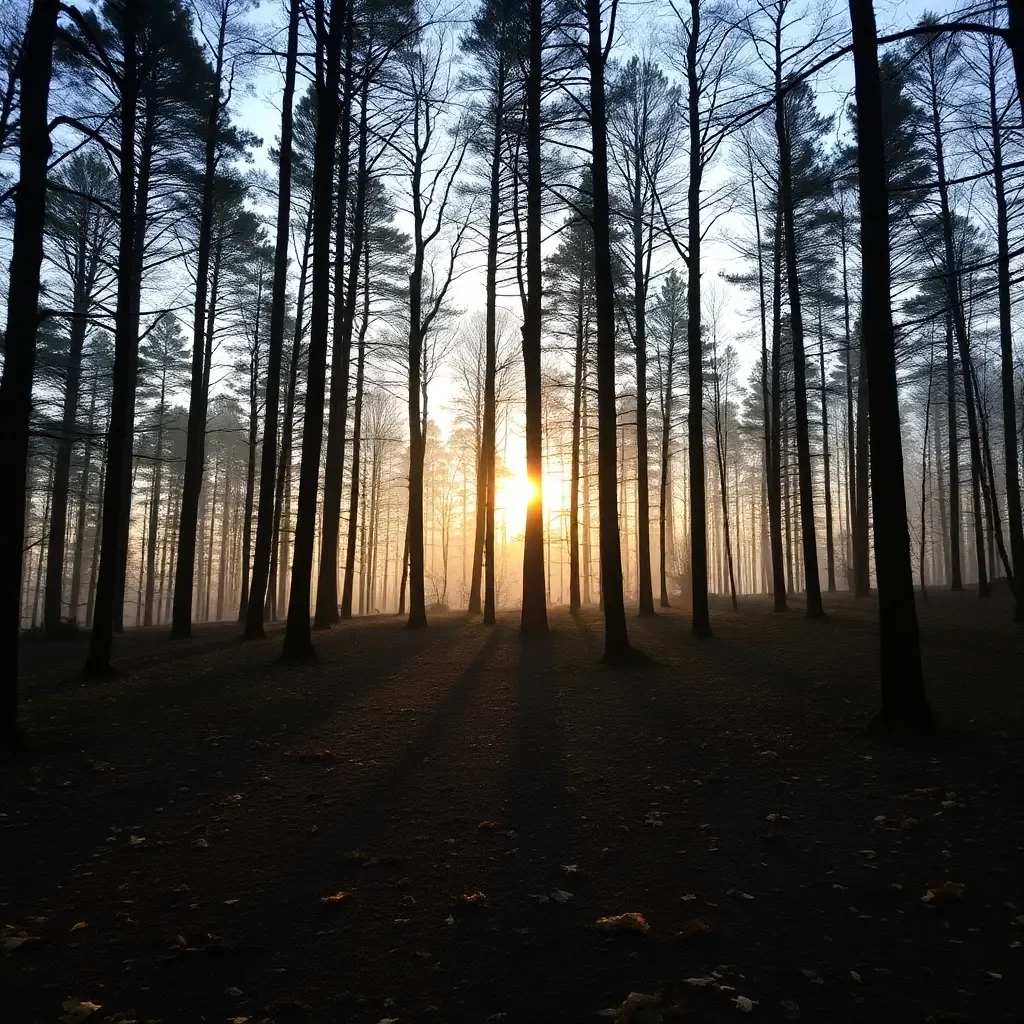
[340,245,369,618]
[775,79,823,618]
[587,0,629,657]
[658,338,674,608]
[245,0,299,636]
[988,46,1024,618]
[44,235,95,636]
[840,213,857,588]
[853,341,871,595]
[283,0,344,657]
[760,155,786,610]
[70,383,98,624]
[85,0,139,674]
[849,0,933,735]
[314,14,356,630]
[685,0,710,636]
[472,57,505,620]
[170,6,229,639]
[143,381,166,626]
[632,183,654,616]
[817,303,836,591]
[569,288,584,612]
[521,0,548,636]
[0,0,58,738]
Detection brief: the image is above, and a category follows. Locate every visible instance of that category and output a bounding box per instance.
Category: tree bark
[775,76,823,618]
[849,0,933,735]
[170,5,229,639]
[245,0,299,636]
[587,0,629,658]
[283,0,344,657]
[85,0,139,674]
[0,0,59,741]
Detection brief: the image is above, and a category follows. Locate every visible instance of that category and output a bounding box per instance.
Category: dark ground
[1,591,1021,1023]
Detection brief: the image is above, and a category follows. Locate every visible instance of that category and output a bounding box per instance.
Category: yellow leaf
[596,913,650,934]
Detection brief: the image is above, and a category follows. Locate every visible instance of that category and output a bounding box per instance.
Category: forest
[0,1,1021,1022]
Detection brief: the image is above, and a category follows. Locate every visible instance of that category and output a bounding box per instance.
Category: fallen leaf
[780,1000,800,1020]
[2,935,34,953]
[458,891,487,905]
[225,986,243,997]
[732,995,758,1012]
[70,922,88,932]
[850,970,862,984]
[445,915,455,925]
[984,971,1002,980]
[478,821,499,831]
[677,918,712,939]
[551,889,574,904]
[561,864,580,874]
[800,969,823,985]
[683,976,716,988]
[611,991,662,1023]
[595,913,649,934]
[59,999,102,1023]
[921,881,964,903]
[320,891,352,905]
[192,838,209,849]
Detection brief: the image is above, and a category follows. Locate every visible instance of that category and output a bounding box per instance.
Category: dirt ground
[2,591,1021,1023]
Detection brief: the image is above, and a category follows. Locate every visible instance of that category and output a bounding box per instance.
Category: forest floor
[2,591,1022,1024]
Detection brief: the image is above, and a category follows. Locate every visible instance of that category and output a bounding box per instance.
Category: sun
[497,471,538,518]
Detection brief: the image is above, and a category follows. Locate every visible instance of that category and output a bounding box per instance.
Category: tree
[42,154,116,636]
[0,0,60,746]
[608,54,680,616]
[281,0,344,660]
[848,0,934,736]
[245,0,299,639]
[171,0,257,640]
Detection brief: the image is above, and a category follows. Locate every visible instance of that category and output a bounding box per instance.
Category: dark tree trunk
[944,315,963,589]
[314,9,356,630]
[471,56,505,620]
[171,6,229,640]
[245,0,299,637]
[853,341,871,595]
[685,0,710,636]
[569,289,584,612]
[762,159,786,611]
[70,383,98,624]
[0,0,59,742]
[840,214,857,588]
[85,0,139,675]
[283,0,344,658]
[632,187,654,616]
[818,303,836,591]
[658,335,674,608]
[45,214,99,636]
[775,81,823,618]
[987,48,1024,618]
[849,0,933,736]
[340,245,370,618]
[586,0,629,658]
[143,377,166,626]
[521,0,548,637]
[928,59,988,598]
